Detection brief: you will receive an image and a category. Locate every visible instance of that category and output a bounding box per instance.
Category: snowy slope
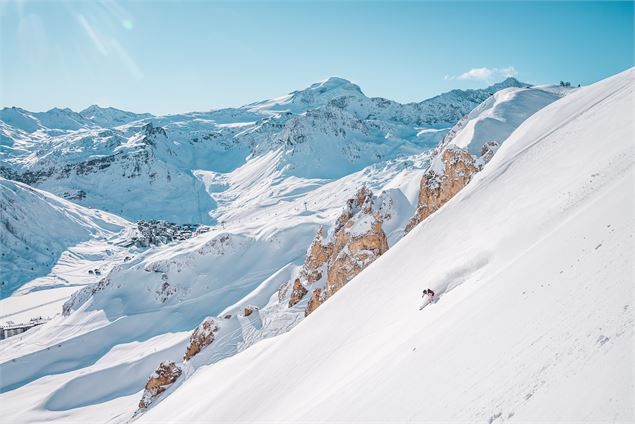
[0,149,426,423]
[0,72,603,424]
[0,178,132,299]
[138,69,634,423]
[445,85,569,155]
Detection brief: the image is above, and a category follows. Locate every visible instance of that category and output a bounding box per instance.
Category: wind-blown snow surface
[446,85,567,154]
[0,178,132,299]
[140,70,634,422]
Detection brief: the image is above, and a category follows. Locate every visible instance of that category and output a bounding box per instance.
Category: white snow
[0,178,132,301]
[138,69,634,423]
[0,70,628,424]
[1,77,525,224]
[448,85,569,155]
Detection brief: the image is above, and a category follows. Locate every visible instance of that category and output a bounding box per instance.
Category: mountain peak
[501,77,522,85]
[245,77,365,114]
[488,77,529,91]
[80,104,106,114]
[303,77,364,96]
[80,105,136,115]
[46,107,77,114]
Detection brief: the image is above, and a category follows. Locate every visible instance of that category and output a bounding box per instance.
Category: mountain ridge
[0,77,529,224]
[1,76,528,125]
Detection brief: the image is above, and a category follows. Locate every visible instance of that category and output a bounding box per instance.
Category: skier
[420,289,435,310]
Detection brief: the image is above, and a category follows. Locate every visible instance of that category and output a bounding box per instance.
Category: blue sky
[1,1,633,115]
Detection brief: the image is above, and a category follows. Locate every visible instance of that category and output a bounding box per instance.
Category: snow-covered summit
[245,76,365,114]
[0,105,153,134]
[0,106,85,133]
[441,84,572,155]
[79,105,153,128]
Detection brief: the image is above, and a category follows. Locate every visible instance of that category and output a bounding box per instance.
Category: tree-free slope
[142,69,634,423]
[0,178,131,298]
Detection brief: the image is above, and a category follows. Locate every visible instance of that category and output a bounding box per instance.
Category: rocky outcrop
[405,146,480,233]
[280,187,390,316]
[142,122,167,141]
[405,138,502,233]
[302,227,333,283]
[305,287,323,316]
[138,361,182,409]
[140,317,219,410]
[288,278,308,307]
[183,317,219,361]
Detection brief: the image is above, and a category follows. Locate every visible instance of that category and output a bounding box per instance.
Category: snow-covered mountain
[0,77,527,223]
[0,178,132,298]
[441,85,565,155]
[0,106,152,134]
[138,68,635,423]
[79,106,154,129]
[0,150,426,421]
[405,83,573,231]
[1,69,629,424]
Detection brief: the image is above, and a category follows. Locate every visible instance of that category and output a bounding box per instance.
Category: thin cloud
[78,14,108,56]
[76,13,143,80]
[111,39,144,80]
[445,66,518,81]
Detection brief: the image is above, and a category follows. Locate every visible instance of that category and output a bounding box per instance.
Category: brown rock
[302,187,389,316]
[326,223,388,298]
[302,227,333,283]
[243,306,256,317]
[288,278,308,307]
[405,147,479,233]
[305,288,323,317]
[138,361,182,409]
[183,317,219,361]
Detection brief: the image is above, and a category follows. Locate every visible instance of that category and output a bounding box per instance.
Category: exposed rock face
[142,122,167,144]
[305,288,324,316]
[325,217,387,298]
[288,278,308,307]
[279,187,390,316]
[405,146,479,233]
[302,227,333,283]
[138,361,182,409]
[243,306,255,317]
[184,317,219,361]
